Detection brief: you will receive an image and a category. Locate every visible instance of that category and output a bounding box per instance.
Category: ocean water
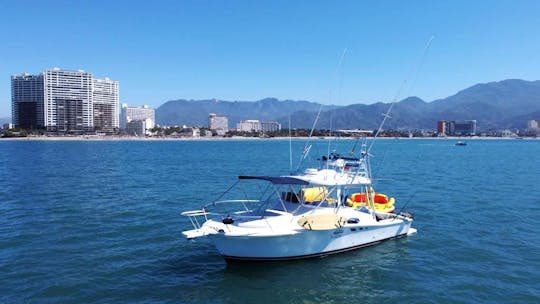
[0,138,539,303]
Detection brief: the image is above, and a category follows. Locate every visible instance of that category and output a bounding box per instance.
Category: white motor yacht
[182,139,416,261]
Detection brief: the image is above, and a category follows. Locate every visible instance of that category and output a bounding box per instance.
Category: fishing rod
[391,191,417,221]
[367,35,435,154]
[367,36,434,221]
[326,48,349,169]
[288,115,292,172]
[295,104,322,172]
[296,48,349,172]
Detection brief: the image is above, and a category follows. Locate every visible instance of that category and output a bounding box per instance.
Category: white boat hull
[209,219,412,261]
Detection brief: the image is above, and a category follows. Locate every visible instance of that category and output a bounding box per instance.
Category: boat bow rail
[182,199,261,229]
[181,209,210,231]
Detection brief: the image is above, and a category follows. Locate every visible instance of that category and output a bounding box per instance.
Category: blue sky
[1,0,540,118]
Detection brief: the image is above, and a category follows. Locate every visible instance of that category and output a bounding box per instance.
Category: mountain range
[156,98,337,127]
[157,79,540,130]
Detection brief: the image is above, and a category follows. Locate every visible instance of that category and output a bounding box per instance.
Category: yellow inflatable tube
[301,187,328,203]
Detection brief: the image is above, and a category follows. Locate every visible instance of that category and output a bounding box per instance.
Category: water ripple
[0,139,539,303]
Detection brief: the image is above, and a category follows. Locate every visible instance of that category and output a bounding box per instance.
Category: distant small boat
[455,141,467,146]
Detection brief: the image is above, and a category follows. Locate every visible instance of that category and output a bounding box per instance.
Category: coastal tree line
[3,126,537,138]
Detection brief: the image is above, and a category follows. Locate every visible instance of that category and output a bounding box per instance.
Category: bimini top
[239,168,371,186]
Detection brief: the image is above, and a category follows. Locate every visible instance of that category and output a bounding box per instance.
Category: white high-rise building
[237,120,261,132]
[11,68,119,133]
[43,69,93,132]
[93,78,119,132]
[208,113,228,135]
[261,121,281,132]
[236,120,281,133]
[120,104,155,134]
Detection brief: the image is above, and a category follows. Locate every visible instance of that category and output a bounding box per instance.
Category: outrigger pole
[367,34,435,154]
[295,103,322,172]
[296,48,349,172]
[289,115,293,172]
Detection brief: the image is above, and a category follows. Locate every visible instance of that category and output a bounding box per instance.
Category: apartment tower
[11,74,44,129]
[11,68,119,133]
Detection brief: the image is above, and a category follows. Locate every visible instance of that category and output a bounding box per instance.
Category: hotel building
[237,120,261,132]
[261,121,281,132]
[437,120,476,136]
[120,104,155,135]
[208,113,228,135]
[237,120,281,132]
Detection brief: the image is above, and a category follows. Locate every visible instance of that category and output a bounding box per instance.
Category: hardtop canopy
[238,176,309,185]
[238,168,371,186]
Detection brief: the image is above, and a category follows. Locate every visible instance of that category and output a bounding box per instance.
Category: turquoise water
[1,139,539,303]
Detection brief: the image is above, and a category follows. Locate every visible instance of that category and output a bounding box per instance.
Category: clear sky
[1,0,540,118]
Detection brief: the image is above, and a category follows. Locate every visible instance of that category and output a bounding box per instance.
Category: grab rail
[182,200,262,229]
[204,199,260,207]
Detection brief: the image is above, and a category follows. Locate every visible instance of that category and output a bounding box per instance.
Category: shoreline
[1,135,537,141]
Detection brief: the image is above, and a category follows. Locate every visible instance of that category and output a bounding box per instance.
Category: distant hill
[277,79,540,130]
[156,98,337,127]
[278,97,433,130]
[156,79,540,130]
[426,79,540,129]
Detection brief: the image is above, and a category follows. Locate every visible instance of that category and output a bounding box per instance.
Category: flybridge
[239,168,372,187]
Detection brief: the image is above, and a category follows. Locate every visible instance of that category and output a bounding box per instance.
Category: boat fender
[222,216,234,225]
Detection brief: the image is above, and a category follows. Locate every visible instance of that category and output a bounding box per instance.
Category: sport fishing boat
[181,136,416,261]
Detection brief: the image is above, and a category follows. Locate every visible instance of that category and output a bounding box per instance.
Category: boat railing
[204,199,260,207]
[181,199,262,229]
[204,199,261,214]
